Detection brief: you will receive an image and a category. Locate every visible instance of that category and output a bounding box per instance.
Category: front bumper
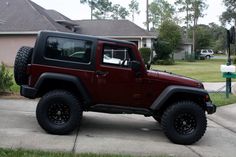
[206,101,217,114]
[20,85,38,99]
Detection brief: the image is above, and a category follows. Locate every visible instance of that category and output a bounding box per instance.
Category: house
[0,0,156,65]
[74,20,156,49]
[0,0,73,65]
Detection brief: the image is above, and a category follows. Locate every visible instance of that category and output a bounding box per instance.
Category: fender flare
[150,85,209,111]
[35,72,91,105]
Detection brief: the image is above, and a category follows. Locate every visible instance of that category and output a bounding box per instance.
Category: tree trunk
[186,4,189,41]
[192,26,195,58]
[146,0,149,31]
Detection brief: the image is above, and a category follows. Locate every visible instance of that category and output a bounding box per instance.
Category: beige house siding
[0,35,37,66]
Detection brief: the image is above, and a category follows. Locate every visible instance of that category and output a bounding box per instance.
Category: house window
[102,44,134,67]
[45,37,92,63]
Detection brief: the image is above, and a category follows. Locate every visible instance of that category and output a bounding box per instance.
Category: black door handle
[95,70,109,76]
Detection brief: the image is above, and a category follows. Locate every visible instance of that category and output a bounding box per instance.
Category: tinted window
[102,45,134,67]
[45,37,92,63]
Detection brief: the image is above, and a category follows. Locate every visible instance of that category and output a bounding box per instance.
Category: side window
[102,44,134,67]
[45,37,92,63]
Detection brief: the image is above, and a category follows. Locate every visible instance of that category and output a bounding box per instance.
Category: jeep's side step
[89,104,153,116]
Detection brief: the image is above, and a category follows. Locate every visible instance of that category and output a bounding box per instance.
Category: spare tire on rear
[14,46,33,85]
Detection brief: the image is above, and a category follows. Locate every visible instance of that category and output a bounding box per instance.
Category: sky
[31,0,228,29]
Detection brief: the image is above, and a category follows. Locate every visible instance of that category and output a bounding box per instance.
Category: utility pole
[90,1,94,20]
[146,0,149,31]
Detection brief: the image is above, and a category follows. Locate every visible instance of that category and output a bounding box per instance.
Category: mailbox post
[223,27,235,98]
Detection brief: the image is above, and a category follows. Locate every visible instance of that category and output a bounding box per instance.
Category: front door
[95,42,142,106]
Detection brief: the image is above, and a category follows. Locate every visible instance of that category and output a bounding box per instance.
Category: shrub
[153,39,173,60]
[139,47,151,64]
[0,63,14,92]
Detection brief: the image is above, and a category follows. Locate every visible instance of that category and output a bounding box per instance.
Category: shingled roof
[0,0,72,33]
[46,10,72,21]
[75,20,156,38]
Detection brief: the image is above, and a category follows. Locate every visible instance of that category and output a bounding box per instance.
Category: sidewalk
[203,82,236,93]
[209,103,236,133]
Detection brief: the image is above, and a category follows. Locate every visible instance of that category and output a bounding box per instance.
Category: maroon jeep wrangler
[14,31,216,145]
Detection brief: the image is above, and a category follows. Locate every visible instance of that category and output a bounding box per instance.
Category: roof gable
[0,0,72,33]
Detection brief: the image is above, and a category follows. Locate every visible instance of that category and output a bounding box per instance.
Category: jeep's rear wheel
[14,46,33,85]
[36,90,82,135]
[161,101,207,145]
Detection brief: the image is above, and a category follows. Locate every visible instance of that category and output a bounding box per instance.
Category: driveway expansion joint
[72,128,79,153]
[208,117,236,134]
[186,146,202,157]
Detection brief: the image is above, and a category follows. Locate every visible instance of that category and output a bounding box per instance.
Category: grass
[0,148,168,157]
[152,59,226,82]
[210,93,236,107]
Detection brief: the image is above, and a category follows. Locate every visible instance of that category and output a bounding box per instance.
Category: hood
[147,70,203,88]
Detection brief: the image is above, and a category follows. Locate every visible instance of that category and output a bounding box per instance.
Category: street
[0,99,236,157]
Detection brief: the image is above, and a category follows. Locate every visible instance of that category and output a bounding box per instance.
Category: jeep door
[94,41,142,107]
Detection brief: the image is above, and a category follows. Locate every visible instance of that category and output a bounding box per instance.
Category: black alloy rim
[174,112,197,135]
[48,103,70,124]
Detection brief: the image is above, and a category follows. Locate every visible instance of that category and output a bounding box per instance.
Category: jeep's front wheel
[36,90,82,135]
[161,101,207,145]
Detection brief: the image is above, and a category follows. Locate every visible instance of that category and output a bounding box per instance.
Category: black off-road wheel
[14,46,33,85]
[36,90,83,135]
[161,101,207,145]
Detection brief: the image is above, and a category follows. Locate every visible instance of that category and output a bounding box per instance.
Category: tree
[93,0,113,19]
[220,0,236,27]
[192,0,208,54]
[111,4,129,20]
[175,0,192,40]
[159,20,182,51]
[80,0,96,20]
[209,23,227,51]
[175,0,207,55]
[80,0,129,20]
[149,0,175,29]
[194,25,211,50]
[129,0,140,22]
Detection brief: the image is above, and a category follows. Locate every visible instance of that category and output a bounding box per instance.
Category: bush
[0,63,14,92]
[153,39,173,60]
[139,47,151,64]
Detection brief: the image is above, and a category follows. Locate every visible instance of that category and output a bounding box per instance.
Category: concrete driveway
[0,99,236,157]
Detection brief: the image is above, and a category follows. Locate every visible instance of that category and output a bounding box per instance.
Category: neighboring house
[0,0,156,66]
[74,20,156,49]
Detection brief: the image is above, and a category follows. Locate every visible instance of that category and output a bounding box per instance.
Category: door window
[102,44,134,67]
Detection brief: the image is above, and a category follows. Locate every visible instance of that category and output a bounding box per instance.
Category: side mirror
[131,61,141,73]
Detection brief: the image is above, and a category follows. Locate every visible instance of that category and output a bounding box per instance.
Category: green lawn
[152,59,226,82]
[210,93,236,107]
[0,148,168,157]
